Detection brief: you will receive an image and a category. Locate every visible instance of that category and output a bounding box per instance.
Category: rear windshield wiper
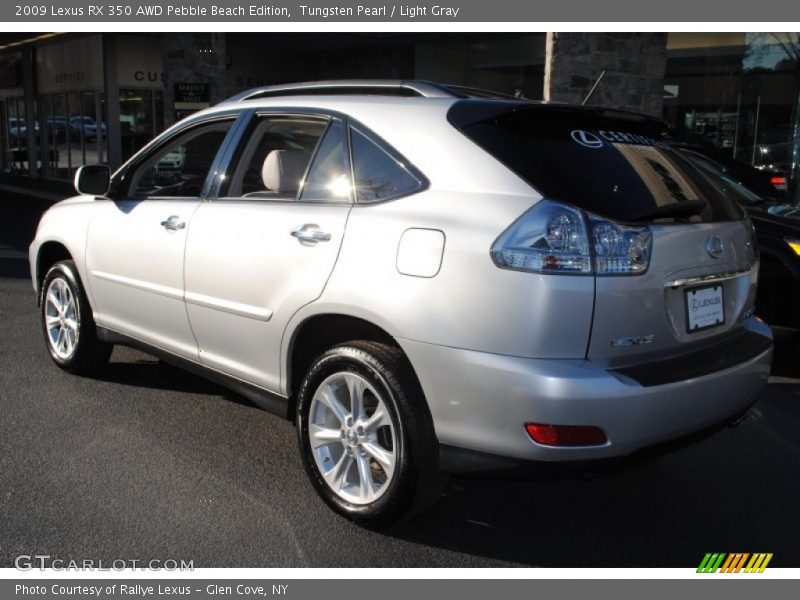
[628,200,708,222]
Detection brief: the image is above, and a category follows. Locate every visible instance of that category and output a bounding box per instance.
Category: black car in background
[749,210,800,329]
[672,144,800,330]
[670,142,788,200]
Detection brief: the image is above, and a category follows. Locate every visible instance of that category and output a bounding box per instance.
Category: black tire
[40,260,113,374]
[296,341,445,525]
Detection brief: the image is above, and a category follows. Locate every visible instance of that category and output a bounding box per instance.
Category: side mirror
[74,165,110,196]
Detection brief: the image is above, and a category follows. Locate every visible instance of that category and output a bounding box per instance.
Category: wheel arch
[283,309,421,418]
[35,240,74,302]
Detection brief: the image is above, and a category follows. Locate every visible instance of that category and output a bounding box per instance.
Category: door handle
[160,216,186,231]
[291,224,331,243]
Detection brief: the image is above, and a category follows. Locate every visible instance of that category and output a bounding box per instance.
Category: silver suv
[29,80,773,524]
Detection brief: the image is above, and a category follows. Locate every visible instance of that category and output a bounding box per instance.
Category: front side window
[126,119,233,199]
[350,127,424,203]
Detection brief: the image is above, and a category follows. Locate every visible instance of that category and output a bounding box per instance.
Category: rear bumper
[397,317,772,467]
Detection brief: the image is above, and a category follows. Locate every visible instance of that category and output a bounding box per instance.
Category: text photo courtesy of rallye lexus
[28,80,773,525]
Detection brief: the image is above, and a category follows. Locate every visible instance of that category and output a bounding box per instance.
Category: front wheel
[296,341,444,525]
[40,260,112,374]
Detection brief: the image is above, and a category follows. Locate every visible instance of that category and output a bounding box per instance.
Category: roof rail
[221,80,461,103]
[441,84,522,100]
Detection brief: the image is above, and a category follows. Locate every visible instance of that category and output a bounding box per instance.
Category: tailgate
[588,220,758,368]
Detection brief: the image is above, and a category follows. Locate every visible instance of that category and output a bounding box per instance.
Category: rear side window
[300,119,350,203]
[223,116,328,200]
[350,127,424,203]
[452,104,745,223]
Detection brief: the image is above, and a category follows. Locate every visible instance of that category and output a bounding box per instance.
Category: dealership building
[0,32,798,202]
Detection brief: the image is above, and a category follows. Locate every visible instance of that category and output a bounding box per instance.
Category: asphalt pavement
[1,192,799,568]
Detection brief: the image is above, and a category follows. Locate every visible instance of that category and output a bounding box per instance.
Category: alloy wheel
[308,371,397,505]
[44,277,79,360]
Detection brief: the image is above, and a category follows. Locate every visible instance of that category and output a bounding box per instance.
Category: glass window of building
[664,32,800,203]
[414,34,546,99]
[7,33,166,181]
[119,88,164,163]
[2,95,29,175]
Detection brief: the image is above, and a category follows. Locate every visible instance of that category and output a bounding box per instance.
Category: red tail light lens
[770,176,786,186]
[490,200,591,274]
[490,200,651,276]
[525,423,608,446]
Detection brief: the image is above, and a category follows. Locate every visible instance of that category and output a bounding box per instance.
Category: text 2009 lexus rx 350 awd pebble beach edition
[29,80,773,524]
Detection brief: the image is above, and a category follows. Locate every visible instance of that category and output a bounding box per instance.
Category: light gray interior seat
[242,149,308,199]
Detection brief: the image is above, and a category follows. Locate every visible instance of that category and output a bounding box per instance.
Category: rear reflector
[525,423,608,446]
[770,176,786,186]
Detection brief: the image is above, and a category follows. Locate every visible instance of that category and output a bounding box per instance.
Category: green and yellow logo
[697,553,773,573]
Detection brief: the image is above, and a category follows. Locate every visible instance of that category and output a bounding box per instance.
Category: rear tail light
[770,176,786,187]
[490,200,591,274]
[591,217,652,275]
[525,423,608,446]
[490,199,652,276]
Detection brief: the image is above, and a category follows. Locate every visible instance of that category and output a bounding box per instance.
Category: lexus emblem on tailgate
[706,236,724,259]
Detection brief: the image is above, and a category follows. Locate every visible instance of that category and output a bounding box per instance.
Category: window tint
[453,105,745,223]
[350,128,423,203]
[128,120,232,198]
[224,117,327,199]
[299,119,351,203]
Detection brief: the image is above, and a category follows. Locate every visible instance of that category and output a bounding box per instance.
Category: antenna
[582,71,606,106]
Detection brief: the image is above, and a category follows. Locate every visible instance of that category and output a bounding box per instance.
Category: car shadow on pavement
[381,379,800,567]
[89,354,257,408]
[0,255,32,279]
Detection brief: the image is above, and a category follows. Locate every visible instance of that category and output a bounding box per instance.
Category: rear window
[450,103,745,224]
[676,149,766,208]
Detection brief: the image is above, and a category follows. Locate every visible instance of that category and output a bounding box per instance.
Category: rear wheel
[40,260,112,373]
[296,341,444,525]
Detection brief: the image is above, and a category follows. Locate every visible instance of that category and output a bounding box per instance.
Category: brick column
[544,33,668,116]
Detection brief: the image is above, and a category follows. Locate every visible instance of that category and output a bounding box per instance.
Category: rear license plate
[685,284,725,333]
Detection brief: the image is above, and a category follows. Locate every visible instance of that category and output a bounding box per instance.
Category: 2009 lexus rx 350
[29,80,773,524]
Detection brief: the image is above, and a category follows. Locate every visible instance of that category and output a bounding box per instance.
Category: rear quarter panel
[282,189,597,396]
[280,103,599,393]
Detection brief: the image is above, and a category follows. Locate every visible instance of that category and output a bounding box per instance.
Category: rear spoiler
[447,100,669,136]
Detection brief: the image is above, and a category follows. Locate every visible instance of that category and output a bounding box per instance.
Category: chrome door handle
[160,216,186,231]
[291,224,331,243]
